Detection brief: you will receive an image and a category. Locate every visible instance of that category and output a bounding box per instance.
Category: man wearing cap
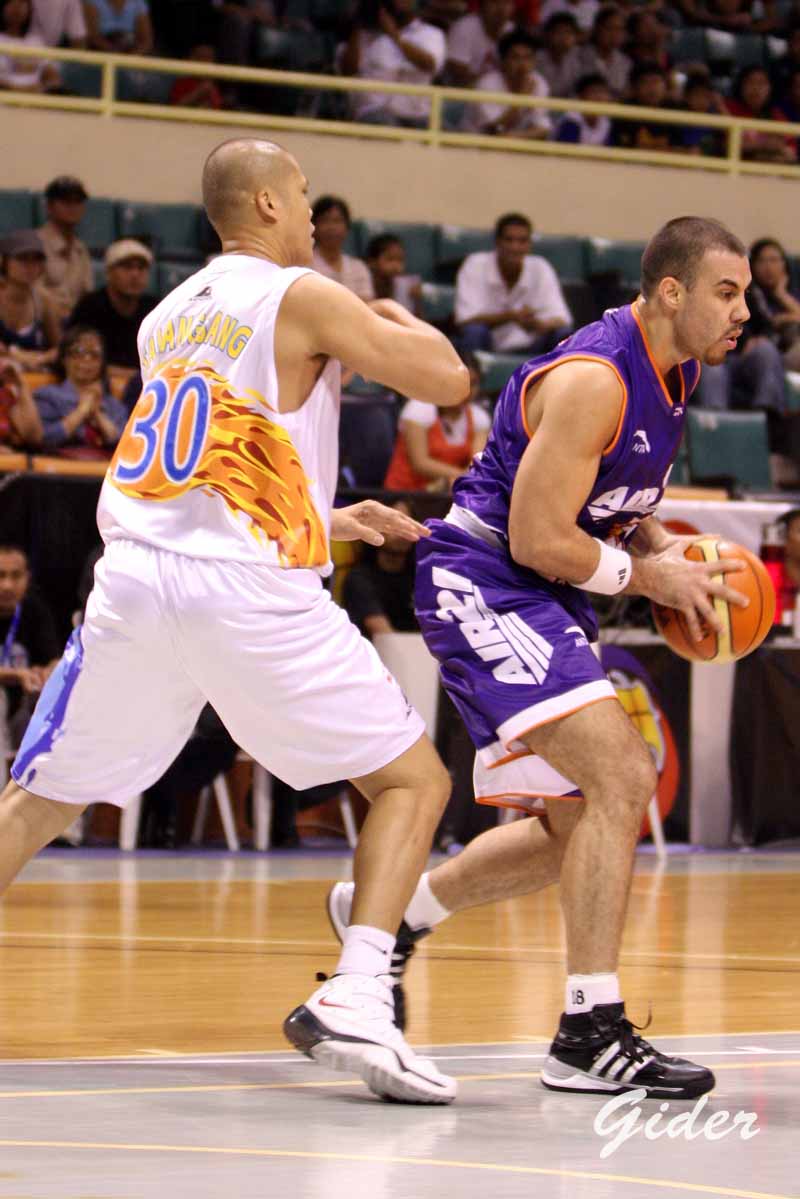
[37,177,93,321]
[68,240,157,370]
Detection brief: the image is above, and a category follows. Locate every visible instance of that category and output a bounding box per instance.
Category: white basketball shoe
[283,972,456,1104]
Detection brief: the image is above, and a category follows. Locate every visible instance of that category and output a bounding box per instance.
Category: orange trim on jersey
[517,356,628,455]
[630,301,686,410]
[476,792,584,813]
[507,693,618,748]
[487,748,534,769]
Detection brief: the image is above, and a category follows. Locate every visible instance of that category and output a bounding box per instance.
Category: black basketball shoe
[541,1002,715,1099]
[326,881,431,1033]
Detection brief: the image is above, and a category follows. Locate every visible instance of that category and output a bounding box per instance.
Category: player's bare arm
[276,272,469,411]
[507,360,746,640]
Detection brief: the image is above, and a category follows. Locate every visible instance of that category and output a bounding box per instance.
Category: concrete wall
[5,107,799,248]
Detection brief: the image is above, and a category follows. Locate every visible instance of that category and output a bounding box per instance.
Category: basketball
[652,537,776,664]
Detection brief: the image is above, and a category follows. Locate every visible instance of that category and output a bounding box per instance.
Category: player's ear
[254,187,279,225]
[658,275,683,313]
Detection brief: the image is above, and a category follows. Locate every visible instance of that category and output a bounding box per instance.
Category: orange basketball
[651,537,775,664]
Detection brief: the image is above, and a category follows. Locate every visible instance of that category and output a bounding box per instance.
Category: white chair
[120,775,241,852]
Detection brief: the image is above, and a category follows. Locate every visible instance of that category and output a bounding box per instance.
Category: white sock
[335,924,395,977]
[404,872,451,931]
[565,973,621,1014]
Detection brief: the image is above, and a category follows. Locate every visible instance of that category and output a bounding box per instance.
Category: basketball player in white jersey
[0,138,469,1104]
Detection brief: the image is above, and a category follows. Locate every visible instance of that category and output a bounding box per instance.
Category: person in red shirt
[169,43,224,109]
[725,66,796,164]
[0,357,41,453]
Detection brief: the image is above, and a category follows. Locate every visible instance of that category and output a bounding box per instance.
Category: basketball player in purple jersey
[329,217,751,1098]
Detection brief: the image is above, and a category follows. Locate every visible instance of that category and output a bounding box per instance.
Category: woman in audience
[365,234,421,315]
[0,357,41,451]
[725,66,796,164]
[0,230,59,370]
[749,238,800,371]
[578,5,630,98]
[384,356,490,491]
[311,196,373,302]
[83,0,153,54]
[465,29,551,139]
[0,0,60,93]
[34,326,128,458]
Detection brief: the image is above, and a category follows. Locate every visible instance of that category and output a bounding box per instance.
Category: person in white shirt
[579,4,630,98]
[0,0,60,92]
[311,195,374,303]
[539,0,599,35]
[454,212,572,354]
[554,71,612,144]
[445,0,514,88]
[345,0,446,126]
[30,0,86,46]
[534,12,583,98]
[464,29,551,138]
[365,233,421,315]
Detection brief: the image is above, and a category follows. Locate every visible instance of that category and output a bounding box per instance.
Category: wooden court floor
[0,850,798,1199]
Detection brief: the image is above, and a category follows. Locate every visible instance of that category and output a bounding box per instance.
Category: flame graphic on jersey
[109,361,328,568]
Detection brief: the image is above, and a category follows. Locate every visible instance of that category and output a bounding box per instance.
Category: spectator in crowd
[30,0,86,46]
[343,0,446,127]
[613,62,679,151]
[726,66,796,164]
[420,0,467,31]
[694,280,787,420]
[554,70,613,143]
[578,5,630,98]
[778,65,800,124]
[68,238,157,370]
[0,544,60,761]
[534,12,583,97]
[539,0,600,35]
[454,212,572,353]
[748,237,800,371]
[673,0,781,36]
[678,70,727,156]
[83,0,154,54]
[779,508,800,594]
[311,196,373,302]
[35,326,128,458]
[0,357,41,451]
[37,176,93,322]
[365,233,421,314]
[0,231,59,370]
[464,29,551,138]
[384,358,490,491]
[342,499,421,637]
[214,0,276,67]
[626,9,671,76]
[0,0,61,92]
[771,23,800,106]
[444,0,513,88]
[169,42,225,108]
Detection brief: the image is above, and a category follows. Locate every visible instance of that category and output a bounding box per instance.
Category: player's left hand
[331,500,431,546]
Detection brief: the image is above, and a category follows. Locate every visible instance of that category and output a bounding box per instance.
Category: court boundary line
[0,1138,792,1199]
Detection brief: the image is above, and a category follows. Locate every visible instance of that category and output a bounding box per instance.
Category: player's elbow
[508,517,564,575]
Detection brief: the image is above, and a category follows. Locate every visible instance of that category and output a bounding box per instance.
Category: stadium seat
[442,100,467,130]
[534,235,588,283]
[256,26,330,70]
[705,29,764,70]
[686,409,772,491]
[90,258,105,289]
[435,225,494,282]
[34,195,118,256]
[359,221,437,281]
[668,437,690,487]
[586,239,645,289]
[473,350,529,395]
[784,371,800,413]
[116,68,175,105]
[419,282,455,326]
[158,260,199,297]
[670,27,709,65]
[60,60,102,98]
[117,202,203,261]
[0,190,35,234]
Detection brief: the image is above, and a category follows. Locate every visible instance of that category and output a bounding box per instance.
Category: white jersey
[98,254,341,572]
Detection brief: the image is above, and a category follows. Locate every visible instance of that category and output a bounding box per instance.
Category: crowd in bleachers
[3,0,800,160]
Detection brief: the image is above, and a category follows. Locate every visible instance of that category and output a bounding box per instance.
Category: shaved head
[202,138,298,235]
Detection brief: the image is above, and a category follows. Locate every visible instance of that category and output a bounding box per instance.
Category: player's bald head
[202,138,299,234]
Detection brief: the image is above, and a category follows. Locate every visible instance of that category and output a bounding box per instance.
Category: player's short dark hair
[575,72,609,95]
[0,543,28,562]
[311,195,351,227]
[365,233,403,260]
[779,507,800,529]
[630,61,666,86]
[640,217,746,298]
[498,30,538,60]
[494,212,532,240]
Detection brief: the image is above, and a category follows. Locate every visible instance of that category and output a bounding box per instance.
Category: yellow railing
[3,40,800,177]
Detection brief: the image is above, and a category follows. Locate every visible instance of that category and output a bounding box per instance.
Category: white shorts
[12,539,425,807]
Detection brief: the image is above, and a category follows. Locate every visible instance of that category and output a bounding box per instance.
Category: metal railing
[2,40,800,177]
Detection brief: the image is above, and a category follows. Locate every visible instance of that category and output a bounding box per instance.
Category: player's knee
[621,751,657,812]
[416,758,451,817]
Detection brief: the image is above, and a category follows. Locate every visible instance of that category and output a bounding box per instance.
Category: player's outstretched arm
[279,273,470,407]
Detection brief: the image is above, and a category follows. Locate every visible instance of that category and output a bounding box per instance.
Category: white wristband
[578,539,632,595]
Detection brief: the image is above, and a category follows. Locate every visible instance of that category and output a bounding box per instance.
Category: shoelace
[596,1008,656,1065]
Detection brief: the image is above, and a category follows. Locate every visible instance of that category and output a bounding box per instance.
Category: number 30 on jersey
[114,374,211,485]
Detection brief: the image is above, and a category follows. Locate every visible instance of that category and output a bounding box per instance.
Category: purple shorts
[415,520,615,764]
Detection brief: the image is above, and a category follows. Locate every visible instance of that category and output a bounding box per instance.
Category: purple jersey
[453,302,699,550]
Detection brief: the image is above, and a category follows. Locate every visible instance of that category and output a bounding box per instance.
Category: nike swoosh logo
[318,996,354,1010]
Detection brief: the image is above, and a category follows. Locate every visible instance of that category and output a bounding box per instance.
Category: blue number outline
[113,379,169,483]
[162,375,211,483]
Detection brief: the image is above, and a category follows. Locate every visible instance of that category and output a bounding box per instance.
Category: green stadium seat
[435,225,494,282]
[586,239,645,289]
[33,195,117,256]
[117,202,203,261]
[116,68,175,105]
[344,218,364,257]
[60,60,102,98]
[474,350,529,395]
[419,282,455,325]
[359,221,437,280]
[705,29,764,69]
[784,371,800,413]
[668,437,690,486]
[158,260,199,297]
[90,258,105,289]
[343,373,387,398]
[0,190,35,234]
[670,27,709,65]
[255,27,329,70]
[442,100,467,130]
[534,235,587,283]
[686,409,772,491]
